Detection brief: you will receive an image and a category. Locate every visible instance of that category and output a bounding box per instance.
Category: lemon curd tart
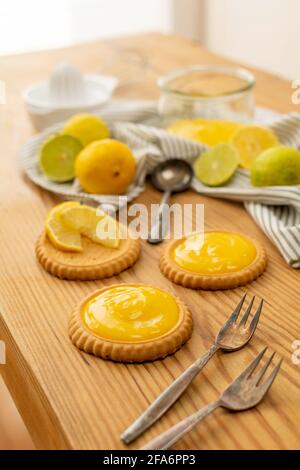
[160,231,267,290]
[69,284,193,362]
[36,202,140,280]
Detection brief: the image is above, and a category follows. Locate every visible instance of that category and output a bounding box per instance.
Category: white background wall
[204,0,299,79]
[0,0,173,55]
[0,0,298,79]
[69,0,172,43]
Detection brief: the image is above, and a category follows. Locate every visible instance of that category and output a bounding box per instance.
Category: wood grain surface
[0,33,299,450]
[0,377,34,449]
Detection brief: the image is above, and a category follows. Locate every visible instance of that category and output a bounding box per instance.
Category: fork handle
[121,344,219,444]
[141,401,220,450]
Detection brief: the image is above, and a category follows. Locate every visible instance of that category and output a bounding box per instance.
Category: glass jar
[158,65,255,126]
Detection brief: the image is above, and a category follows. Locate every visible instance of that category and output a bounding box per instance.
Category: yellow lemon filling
[171,232,257,275]
[82,285,181,343]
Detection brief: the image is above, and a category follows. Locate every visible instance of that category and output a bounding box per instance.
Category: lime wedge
[39,134,83,182]
[194,144,239,186]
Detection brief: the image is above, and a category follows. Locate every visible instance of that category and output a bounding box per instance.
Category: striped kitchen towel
[20,100,300,268]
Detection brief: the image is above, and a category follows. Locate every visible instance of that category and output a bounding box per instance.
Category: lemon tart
[36,202,140,280]
[69,284,193,362]
[160,231,267,290]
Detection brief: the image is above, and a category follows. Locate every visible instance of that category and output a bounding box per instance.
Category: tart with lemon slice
[36,202,140,280]
[69,283,193,362]
[160,231,267,290]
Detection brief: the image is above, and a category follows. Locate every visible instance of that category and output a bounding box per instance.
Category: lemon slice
[194,144,239,186]
[39,134,83,182]
[45,201,83,252]
[168,119,243,146]
[62,114,110,147]
[231,125,279,169]
[60,204,120,249]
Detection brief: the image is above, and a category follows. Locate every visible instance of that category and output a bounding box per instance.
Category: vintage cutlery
[142,347,282,450]
[121,294,263,444]
[147,159,193,244]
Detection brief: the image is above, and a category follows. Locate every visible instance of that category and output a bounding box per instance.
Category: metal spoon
[147,159,193,244]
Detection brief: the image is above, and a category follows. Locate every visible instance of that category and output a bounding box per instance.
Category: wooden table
[0,33,299,450]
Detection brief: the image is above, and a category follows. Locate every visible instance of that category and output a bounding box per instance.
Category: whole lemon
[75,139,136,194]
[62,114,109,147]
[251,146,300,186]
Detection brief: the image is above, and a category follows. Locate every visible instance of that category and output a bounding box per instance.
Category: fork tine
[258,358,283,395]
[252,352,276,386]
[221,294,247,330]
[248,299,264,334]
[233,347,268,383]
[239,296,255,327]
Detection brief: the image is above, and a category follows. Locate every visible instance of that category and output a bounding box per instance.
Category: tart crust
[69,284,193,363]
[36,231,140,281]
[160,231,267,290]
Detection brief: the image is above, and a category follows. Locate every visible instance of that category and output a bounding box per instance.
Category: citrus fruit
[75,139,136,195]
[39,135,83,182]
[231,125,279,169]
[45,201,83,252]
[62,114,110,146]
[194,144,239,186]
[251,146,300,187]
[168,119,243,146]
[60,204,120,248]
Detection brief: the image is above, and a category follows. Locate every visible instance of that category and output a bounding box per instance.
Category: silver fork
[142,347,282,450]
[121,295,263,444]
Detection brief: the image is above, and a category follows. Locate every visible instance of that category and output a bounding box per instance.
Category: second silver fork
[121,294,263,444]
[142,347,282,450]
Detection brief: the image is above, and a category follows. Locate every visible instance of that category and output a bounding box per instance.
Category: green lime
[251,146,300,187]
[194,144,239,186]
[39,134,83,182]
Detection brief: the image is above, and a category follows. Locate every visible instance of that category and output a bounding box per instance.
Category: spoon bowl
[148,159,193,244]
[151,159,193,193]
